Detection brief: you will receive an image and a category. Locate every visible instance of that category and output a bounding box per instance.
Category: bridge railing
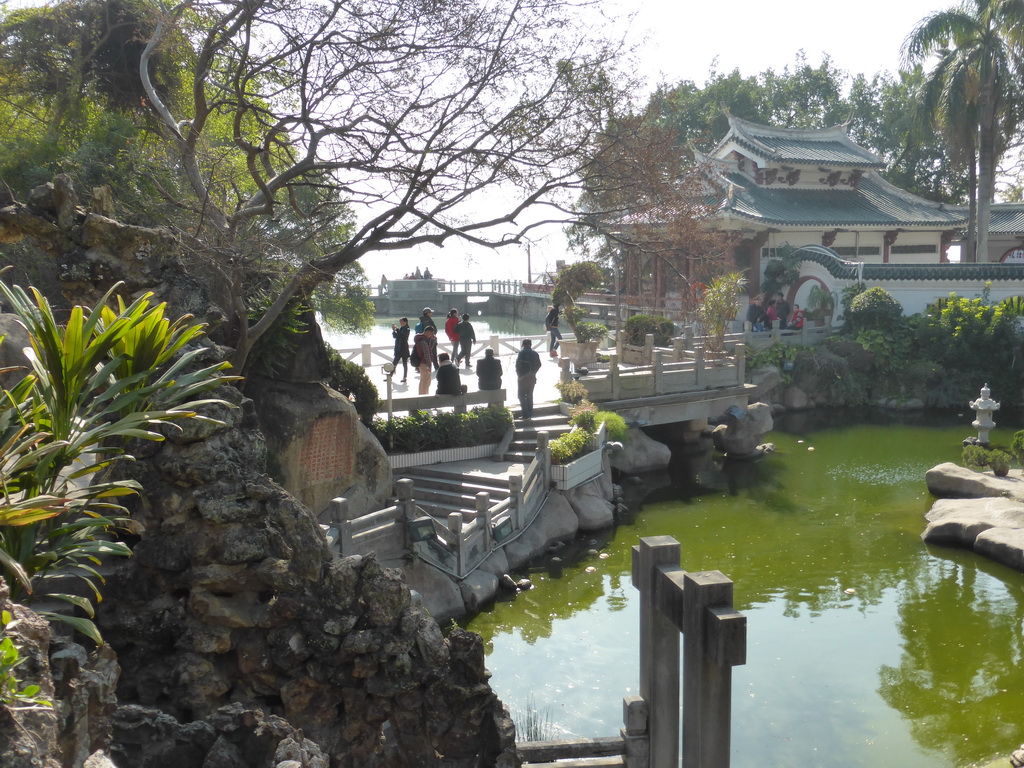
[564,342,746,402]
[330,431,559,580]
[335,333,557,367]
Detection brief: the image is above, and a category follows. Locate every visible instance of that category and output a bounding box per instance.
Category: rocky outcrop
[248,379,391,519]
[96,384,515,767]
[610,427,671,474]
[923,464,1024,573]
[711,402,773,458]
[925,463,1024,501]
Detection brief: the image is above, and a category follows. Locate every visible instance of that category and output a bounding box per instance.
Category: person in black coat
[545,303,562,357]
[476,348,503,390]
[515,339,542,419]
[391,317,411,382]
[435,353,465,395]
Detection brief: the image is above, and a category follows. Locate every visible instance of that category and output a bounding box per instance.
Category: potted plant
[806,285,835,326]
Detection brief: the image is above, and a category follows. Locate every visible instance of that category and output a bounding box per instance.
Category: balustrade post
[653,350,665,396]
[478,492,493,550]
[684,325,694,347]
[509,474,525,529]
[616,330,624,358]
[361,343,372,367]
[673,337,685,362]
[396,479,417,520]
[736,343,746,385]
[537,432,551,490]
[609,354,620,400]
[622,695,650,768]
[695,346,705,388]
[327,497,350,554]
[559,357,572,384]
[489,334,500,354]
[800,324,808,345]
[449,512,465,577]
[633,537,682,768]
[645,333,654,365]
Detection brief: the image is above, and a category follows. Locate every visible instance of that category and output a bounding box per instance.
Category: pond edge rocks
[924,463,1024,572]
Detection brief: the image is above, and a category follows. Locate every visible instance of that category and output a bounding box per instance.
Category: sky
[360,0,951,287]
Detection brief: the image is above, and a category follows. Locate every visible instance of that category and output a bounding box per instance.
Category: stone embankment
[924,463,1024,572]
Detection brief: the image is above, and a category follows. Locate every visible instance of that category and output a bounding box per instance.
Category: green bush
[569,400,597,432]
[1012,431,1024,466]
[555,378,589,404]
[549,428,592,464]
[572,320,608,344]
[962,445,1012,476]
[370,406,511,454]
[595,410,628,442]
[845,287,903,332]
[327,348,381,425]
[623,315,675,347]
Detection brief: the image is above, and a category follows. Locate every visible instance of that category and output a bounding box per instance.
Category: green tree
[903,0,1024,261]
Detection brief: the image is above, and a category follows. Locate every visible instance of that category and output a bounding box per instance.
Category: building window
[890,244,938,254]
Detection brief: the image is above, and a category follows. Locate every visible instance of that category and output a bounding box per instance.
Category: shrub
[623,315,674,347]
[370,405,511,454]
[548,428,591,464]
[555,378,588,404]
[962,445,1012,476]
[569,400,597,432]
[845,287,903,332]
[326,347,381,425]
[1012,430,1024,466]
[572,320,608,344]
[595,410,628,442]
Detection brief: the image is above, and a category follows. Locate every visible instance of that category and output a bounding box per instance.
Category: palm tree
[902,0,1024,262]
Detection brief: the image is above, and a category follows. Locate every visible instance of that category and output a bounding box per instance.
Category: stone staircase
[504,403,572,463]
[396,465,512,520]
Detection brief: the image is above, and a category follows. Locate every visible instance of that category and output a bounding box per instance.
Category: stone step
[523,759,624,768]
[398,473,510,498]
[409,486,509,509]
[398,466,511,491]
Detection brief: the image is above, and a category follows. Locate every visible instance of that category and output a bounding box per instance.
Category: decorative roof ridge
[861,171,965,217]
[714,116,886,168]
[774,245,1024,281]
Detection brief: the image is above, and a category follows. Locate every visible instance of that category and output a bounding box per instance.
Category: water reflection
[466,413,1024,767]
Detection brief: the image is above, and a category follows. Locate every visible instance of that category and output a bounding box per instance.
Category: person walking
[417,307,436,334]
[545,303,562,357]
[391,317,411,382]
[411,326,439,395]
[515,339,542,419]
[444,308,460,357]
[454,313,476,368]
[476,348,503,391]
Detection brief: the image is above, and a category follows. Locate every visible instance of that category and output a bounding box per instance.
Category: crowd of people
[386,304,556,419]
[745,293,804,332]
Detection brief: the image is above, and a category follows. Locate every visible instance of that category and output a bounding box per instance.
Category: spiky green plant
[0,278,234,641]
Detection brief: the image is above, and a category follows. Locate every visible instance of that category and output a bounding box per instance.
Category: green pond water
[464,412,1024,768]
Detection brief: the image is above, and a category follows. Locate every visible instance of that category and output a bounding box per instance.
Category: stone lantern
[969,384,1000,446]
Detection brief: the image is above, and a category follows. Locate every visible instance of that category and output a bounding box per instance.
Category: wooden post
[682,570,746,768]
[537,431,551,490]
[609,354,620,400]
[633,537,682,768]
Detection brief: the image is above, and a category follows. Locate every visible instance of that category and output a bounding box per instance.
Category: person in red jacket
[444,308,460,356]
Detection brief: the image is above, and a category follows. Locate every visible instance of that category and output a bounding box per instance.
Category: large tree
[129,0,629,371]
[902,0,1024,261]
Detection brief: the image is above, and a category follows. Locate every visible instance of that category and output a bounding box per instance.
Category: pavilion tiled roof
[989,204,1024,235]
[713,116,887,169]
[721,172,967,229]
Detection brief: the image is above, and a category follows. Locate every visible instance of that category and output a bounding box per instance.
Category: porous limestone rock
[610,427,671,474]
[781,384,810,411]
[0,313,31,389]
[748,366,782,402]
[459,570,499,614]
